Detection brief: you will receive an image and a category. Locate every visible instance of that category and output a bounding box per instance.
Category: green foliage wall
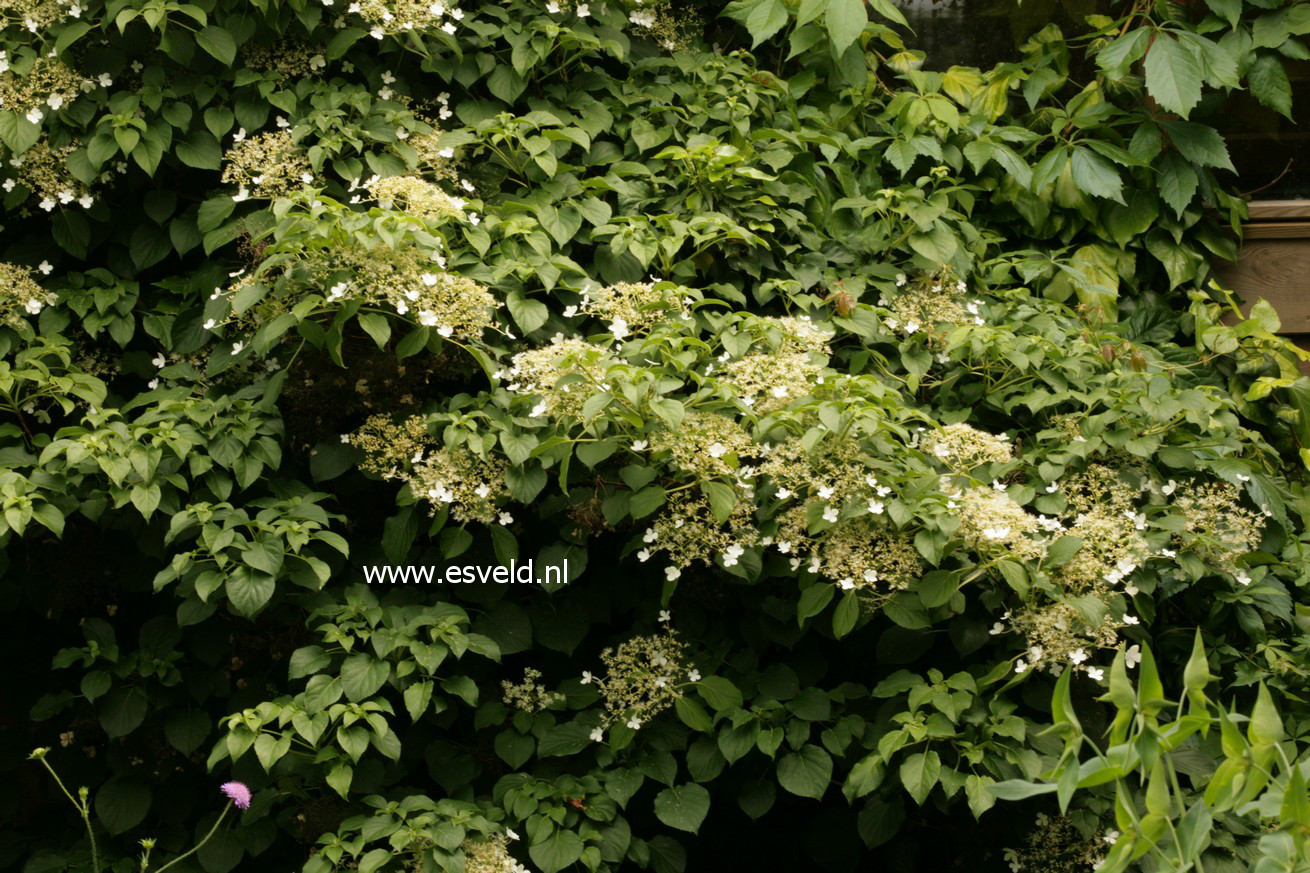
[5,0,1310,871]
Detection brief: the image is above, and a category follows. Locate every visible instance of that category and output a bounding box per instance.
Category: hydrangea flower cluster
[342,0,467,39]
[5,139,95,211]
[0,261,54,326]
[585,626,692,735]
[920,422,1014,468]
[577,280,693,336]
[220,130,313,200]
[501,668,564,712]
[463,834,529,873]
[367,175,469,222]
[0,56,90,121]
[305,242,496,340]
[503,336,618,419]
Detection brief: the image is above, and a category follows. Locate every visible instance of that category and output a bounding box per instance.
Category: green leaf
[745,0,788,48]
[1248,53,1293,119]
[826,0,868,52]
[777,745,833,799]
[486,65,527,104]
[696,676,743,711]
[1143,35,1202,119]
[1249,682,1284,746]
[898,750,941,805]
[629,485,667,519]
[96,777,152,835]
[340,654,390,702]
[528,830,584,873]
[1160,121,1234,171]
[99,688,148,738]
[700,481,737,524]
[175,131,222,170]
[1071,148,1124,204]
[196,26,237,65]
[653,783,711,832]
[225,569,276,617]
[986,779,1058,800]
[357,313,391,350]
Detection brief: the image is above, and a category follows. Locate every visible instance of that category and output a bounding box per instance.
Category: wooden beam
[1246,200,1310,220]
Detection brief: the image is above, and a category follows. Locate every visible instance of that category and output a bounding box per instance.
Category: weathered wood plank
[1246,200,1310,221]
[1213,239,1310,333]
[1243,222,1310,239]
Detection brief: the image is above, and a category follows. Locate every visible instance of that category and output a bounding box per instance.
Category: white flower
[1161,479,1177,496]
[438,325,454,338]
[1103,829,1119,846]
[644,527,658,543]
[1123,614,1139,625]
[989,622,1005,635]
[665,566,680,582]
[904,320,920,334]
[688,669,701,682]
[1160,548,1176,558]
[469,212,480,226]
[636,549,651,563]
[203,319,216,330]
[300,172,314,184]
[992,479,1006,492]
[1237,474,1250,482]
[867,500,884,515]
[47,94,65,111]
[1069,648,1088,665]
[276,115,290,128]
[1030,646,1044,660]
[895,273,906,286]
[822,506,839,523]
[1,179,13,192]
[817,485,834,500]
[1236,571,1251,586]
[589,727,604,742]
[722,544,745,567]
[659,609,671,622]
[707,442,728,459]
[506,828,519,841]
[627,716,642,730]
[26,108,44,124]
[232,187,250,202]
[147,378,159,389]
[79,194,93,208]
[371,26,385,38]
[24,298,43,315]
[418,310,438,327]
[328,281,349,300]
[1014,660,1028,674]
[609,318,629,340]
[529,401,548,417]
[546,1,559,11]
[776,488,793,500]
[38,260,53,275]
[231,341,244,354]
[1124,645,1141,669]
[498,512,514,525]
[309,54,326,71]
[441,21,456,33]
[580,671,593,685]
[862,569,878,583]
[1086,666,1104,681]
[1045,481,1059,493]
[340,434,351,444]
[563,305,578,317]
[152,354,167,368]
[631,440,648,451]
[39,197,56,211]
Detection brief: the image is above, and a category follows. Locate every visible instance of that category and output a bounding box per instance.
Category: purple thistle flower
[220,781,251,810]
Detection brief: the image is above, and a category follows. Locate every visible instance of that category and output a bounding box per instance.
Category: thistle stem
[152,804,232,873]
